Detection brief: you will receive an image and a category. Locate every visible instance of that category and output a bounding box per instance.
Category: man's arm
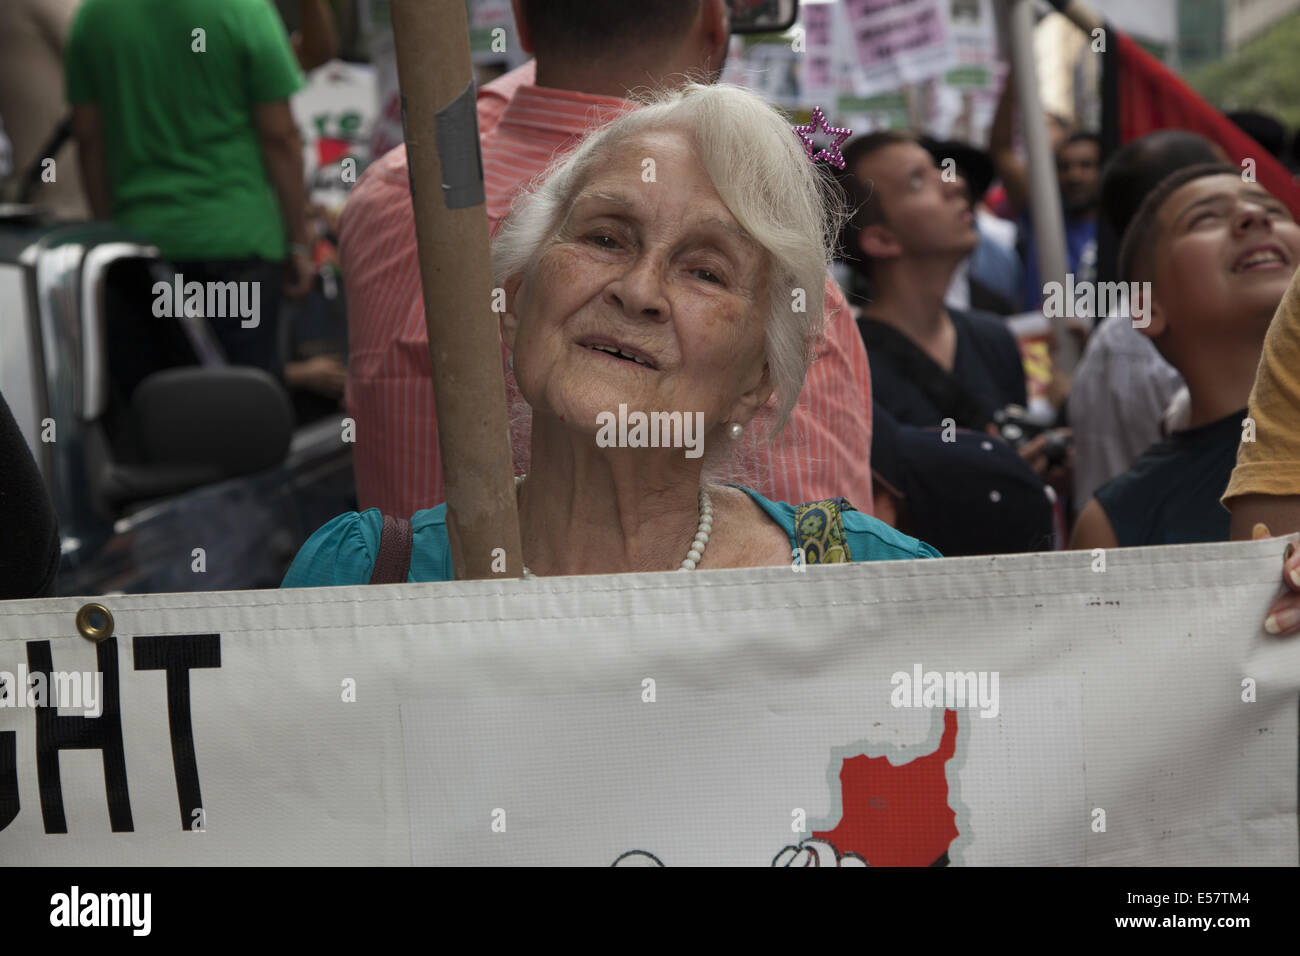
[69,104,109,218]
[253,100,313,296]
[989,72,1030,215]
[1069,497,1119,550]
[1230,494,1300,541]
[293,0,339,71]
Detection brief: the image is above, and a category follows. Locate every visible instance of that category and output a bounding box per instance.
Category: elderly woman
[282,84,939,586]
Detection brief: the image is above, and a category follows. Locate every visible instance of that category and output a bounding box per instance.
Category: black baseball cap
[872,405,1055,555]
[919,137,996,202]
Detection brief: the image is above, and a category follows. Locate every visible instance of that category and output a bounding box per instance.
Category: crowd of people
[2,0,1300,635]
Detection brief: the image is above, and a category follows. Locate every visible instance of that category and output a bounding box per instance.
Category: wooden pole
[389,0,524,580]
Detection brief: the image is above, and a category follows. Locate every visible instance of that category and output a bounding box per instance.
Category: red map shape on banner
[814,708,959,866]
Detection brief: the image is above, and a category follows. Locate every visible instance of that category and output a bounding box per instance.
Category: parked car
[0,207,355,594]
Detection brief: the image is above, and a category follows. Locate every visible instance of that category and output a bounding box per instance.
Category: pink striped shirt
[339,78,874,517]
[476,60,535,138]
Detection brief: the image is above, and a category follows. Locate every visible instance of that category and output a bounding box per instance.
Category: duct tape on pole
[1005,0,1080,373]
[389,0,524,580]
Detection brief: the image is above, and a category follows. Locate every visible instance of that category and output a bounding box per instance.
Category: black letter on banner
[0,731,16,831]
[133,634,220,830]
[28,638,133,833]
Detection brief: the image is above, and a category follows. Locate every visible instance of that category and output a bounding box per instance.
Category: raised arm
[989,71,1030,216]
[293,0,339,71]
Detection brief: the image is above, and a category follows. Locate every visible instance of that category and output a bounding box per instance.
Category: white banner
[0,539,1297,866]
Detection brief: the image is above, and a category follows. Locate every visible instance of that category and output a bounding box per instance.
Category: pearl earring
[506,353,514,371]
[728,422,744,439]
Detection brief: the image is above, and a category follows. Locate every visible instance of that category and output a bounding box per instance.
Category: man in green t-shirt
[66,0,314,381]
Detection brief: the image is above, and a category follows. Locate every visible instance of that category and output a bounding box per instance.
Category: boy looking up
[1071,165,1300,548]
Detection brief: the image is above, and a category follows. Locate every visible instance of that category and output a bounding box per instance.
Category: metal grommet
[76,603,115,643]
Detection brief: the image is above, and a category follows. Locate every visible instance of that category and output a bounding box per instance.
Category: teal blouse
[280,485,941,587]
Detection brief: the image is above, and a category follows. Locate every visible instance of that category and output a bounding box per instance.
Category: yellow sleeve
[1223,267,1300,506]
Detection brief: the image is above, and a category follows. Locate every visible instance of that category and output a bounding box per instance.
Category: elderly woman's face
[505,130,772,444]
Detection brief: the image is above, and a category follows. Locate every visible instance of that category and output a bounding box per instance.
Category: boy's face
[1150,174,1300,346]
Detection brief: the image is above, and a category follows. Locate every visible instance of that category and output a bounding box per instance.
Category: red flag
[1108,30,1300,220]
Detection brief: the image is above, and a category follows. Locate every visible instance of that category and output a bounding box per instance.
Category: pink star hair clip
[793,107,852,170]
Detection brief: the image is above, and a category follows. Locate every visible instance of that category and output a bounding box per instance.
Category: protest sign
[845,0,954,97]
[1,539,1296,865]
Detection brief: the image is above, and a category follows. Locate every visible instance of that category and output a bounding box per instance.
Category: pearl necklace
[514,475,713,577]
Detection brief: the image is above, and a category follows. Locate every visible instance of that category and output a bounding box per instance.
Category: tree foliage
[1187,10,1300,128]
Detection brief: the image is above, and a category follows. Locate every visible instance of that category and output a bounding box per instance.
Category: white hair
[492,82,847,440]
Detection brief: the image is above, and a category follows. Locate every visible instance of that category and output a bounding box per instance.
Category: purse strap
[794,498,855,564]
[368,514,412,584]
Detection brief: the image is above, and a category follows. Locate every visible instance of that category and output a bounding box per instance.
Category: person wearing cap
[834,131,1025,425]
[833,131,1066,491]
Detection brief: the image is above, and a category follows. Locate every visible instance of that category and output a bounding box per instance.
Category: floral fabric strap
[793,497,856,564]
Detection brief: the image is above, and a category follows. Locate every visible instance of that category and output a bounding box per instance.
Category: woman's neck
[518,416,711,576]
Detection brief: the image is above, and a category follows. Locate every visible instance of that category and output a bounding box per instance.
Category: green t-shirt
[65,0,304,260]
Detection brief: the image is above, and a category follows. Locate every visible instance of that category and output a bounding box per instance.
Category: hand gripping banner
[0,538,1296,866]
